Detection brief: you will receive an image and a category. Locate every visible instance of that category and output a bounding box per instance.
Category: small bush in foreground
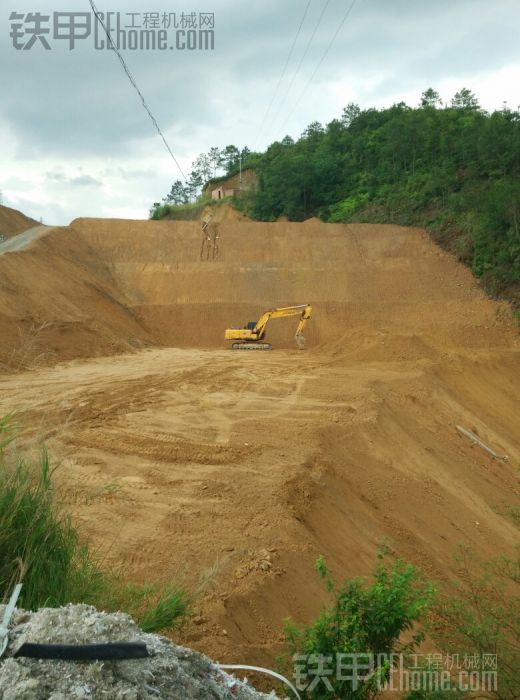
[284,550,434,699]
[0,415,189,632]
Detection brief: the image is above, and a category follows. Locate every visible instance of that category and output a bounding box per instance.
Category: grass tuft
[0,415,189,631]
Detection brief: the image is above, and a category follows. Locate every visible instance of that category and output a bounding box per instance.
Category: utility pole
[239,150,242,191]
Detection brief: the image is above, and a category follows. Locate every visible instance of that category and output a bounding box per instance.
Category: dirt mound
[200,201,249,224]
[0,205,38,239]
[0,218,516,365]
[0,604,276,699]
[0,217,518,671]
[0,225,153,369]
[97,219,516,352]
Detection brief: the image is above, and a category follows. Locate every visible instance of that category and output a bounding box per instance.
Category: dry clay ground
[0,214,518,669]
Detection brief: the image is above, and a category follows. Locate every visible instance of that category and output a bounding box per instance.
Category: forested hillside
[153,89,519,307]
[241,89,520,306]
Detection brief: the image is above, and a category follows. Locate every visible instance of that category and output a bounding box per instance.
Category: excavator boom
[225,304,312,350]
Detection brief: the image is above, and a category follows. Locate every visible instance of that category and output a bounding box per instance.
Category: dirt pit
[0,217,518,669]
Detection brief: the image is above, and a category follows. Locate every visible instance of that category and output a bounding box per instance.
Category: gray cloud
[3,0,519,154]
[1,0,520,224]
[69,175,102,187]
[46,171,66,181]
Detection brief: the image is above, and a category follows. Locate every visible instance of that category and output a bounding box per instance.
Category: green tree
[451,88,480,110]
[241,145,252,164]
[193,153,212,183]
[164,180,188,205]
[219,144,240,174]
[208,146,221,177]
[186,170,203,201]
[421,88,441,109]
[341,102,361,127]
[301,120,325,142]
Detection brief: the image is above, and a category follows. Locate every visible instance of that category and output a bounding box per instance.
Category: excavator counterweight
[225,304,312,350]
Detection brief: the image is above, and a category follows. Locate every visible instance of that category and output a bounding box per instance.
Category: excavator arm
[225,304,312,350]
[294,305,312,349]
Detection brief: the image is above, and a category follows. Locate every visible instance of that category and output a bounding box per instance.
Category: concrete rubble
[0,604,279,700]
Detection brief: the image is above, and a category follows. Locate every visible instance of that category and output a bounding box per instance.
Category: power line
[266,0,333,141]
[279,0,359,135]
[254,0,313,150]
[87,0,187,181]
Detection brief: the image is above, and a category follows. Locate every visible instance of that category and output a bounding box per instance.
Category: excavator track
[231,343,272,351]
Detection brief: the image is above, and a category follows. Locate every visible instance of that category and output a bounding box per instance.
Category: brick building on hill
[203,168,258,200]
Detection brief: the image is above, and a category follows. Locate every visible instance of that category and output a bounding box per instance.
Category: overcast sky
[1,0,520,225]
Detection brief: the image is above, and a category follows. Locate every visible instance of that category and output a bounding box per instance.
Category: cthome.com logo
[9,11,215,51]
[293,652,499,694]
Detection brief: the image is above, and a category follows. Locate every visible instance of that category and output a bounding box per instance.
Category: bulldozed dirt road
[0,216,518,666]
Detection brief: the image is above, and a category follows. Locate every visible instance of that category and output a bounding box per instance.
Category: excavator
[224,304,312,350]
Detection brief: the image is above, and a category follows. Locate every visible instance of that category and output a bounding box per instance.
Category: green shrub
[328,194,369,223]
[427,547,519,700]
[285,549,434,699]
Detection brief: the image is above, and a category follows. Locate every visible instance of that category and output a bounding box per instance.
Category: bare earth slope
[0,223,153,366]
[0,203,38,239]
[0,217,518,668]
